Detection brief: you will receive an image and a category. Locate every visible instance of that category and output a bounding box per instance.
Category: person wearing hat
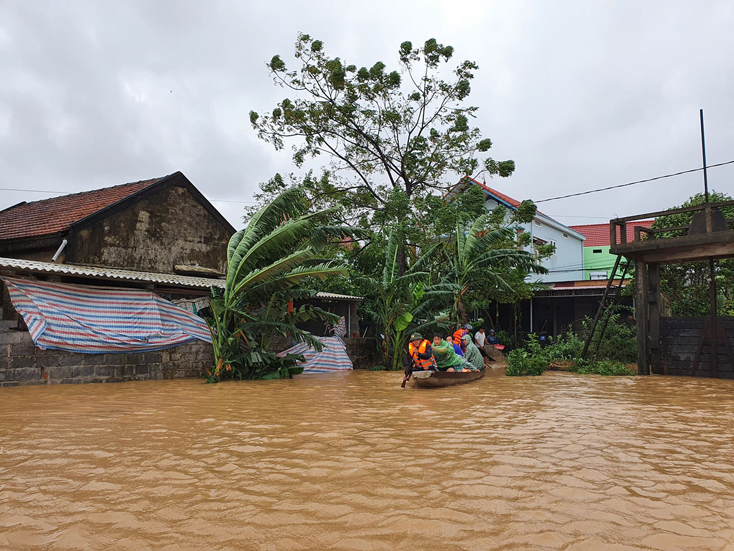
[402,332,435,387]
[462,333,484,371]
[487,329,499,346]
[407,333,434,371]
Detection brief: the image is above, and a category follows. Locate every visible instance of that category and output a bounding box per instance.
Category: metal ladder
[581,255,630,360]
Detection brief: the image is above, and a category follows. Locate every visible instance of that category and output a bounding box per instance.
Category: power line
[534,159,734,203]
[0,187,259,204]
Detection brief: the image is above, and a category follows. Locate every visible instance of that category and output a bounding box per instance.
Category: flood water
[1,370,734,550]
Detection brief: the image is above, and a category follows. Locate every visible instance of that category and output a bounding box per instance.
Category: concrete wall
[0,330,212,387]
[582,245,616,280]
[659,317,734,379]
[1,332,382,387]
[68,185,231,274]
[485,198,585,283]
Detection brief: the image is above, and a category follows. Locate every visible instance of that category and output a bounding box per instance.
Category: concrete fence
[0,331,381,387]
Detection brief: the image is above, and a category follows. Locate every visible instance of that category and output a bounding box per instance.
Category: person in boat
[406,333,435,373]
[487,329,500,346]
[432,333,478,372]
[453,324,472,354]
[462,333,485,371]
[446,334,464,356]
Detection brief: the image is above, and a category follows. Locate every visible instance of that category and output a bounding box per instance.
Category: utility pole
[700,108,718,376]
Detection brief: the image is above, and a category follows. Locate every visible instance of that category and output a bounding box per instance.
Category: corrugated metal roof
[0,257,364,300]
[0,257,225,289]
[314,291,363,301]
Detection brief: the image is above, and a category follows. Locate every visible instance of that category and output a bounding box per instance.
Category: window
[592,249,602,253]
[549,239,556,255]
[534,220,541,228]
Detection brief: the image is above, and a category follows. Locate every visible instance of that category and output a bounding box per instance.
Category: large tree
[249,34,515,239]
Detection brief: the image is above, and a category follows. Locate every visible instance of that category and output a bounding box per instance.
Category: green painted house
[569,220,654,280]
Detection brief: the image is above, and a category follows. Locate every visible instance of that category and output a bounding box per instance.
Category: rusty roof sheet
[0,257,225,289]
[0,176,167,241]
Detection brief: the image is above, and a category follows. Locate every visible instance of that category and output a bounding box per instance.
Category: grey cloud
[1,0,733,228]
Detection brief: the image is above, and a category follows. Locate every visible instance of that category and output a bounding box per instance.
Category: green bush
[544,330,584,363]
[506,335,547,376]
[571,358,636,376]
[580,313,637,363]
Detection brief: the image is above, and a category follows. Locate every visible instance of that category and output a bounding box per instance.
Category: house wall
[0,331,212,387]
[293,299,361,337]
[67,185,231,274]
[484,198,585,283]
[1,331,381,387]
[582,246,617,280]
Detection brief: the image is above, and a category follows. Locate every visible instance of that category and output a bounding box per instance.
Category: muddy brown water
[1,370,734,550]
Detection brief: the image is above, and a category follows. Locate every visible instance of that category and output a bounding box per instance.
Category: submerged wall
[0,330,212,387]
[659,317,734,379]
[0,332,382,387]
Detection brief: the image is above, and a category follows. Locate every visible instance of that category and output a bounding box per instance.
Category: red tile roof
[462,176,522,208]
[0,177,165,241]
[569,220,654,247]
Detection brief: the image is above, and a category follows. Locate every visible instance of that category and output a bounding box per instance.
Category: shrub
[571,358,636,376]
[506,335,547,376]
[580,313,637,364]
[544,330,584,363]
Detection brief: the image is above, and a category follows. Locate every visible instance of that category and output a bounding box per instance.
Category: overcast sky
[1,0,732,229]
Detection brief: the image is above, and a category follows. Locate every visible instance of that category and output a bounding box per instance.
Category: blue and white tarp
[2,277,211,354]
[277,336,353,373]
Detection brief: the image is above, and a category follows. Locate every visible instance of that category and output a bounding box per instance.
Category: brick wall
[0,330,213,387]
[659,317,734,379]
[0,331,382,387]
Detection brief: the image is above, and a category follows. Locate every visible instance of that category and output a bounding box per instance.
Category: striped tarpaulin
[2,277,211,354]
[277,336,353,373]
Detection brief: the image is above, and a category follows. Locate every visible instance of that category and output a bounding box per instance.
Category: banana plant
[358,227,436,371]
[207,187,361,381]
[413,214,546,326]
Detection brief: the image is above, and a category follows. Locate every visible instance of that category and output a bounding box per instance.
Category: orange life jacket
[409,340,433,370]
[453,329,466,350]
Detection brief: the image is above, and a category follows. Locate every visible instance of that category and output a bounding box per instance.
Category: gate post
[635,261,649,375]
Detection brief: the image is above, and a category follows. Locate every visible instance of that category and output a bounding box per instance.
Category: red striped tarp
[2,277,211,354]
[277,336,353,373]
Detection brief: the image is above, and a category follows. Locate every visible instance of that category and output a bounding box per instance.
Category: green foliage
[570,358,636,376]
[651,191,734,317]
[414,214,546,325]
[505,335,547,376]
[250,34,515,234]
[505,316,635,377]
[357,227,434,371]
[544,330,584,363]
[580,312,637,364]
[206,188,361,382]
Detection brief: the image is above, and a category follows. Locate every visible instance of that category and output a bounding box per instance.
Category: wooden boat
[412,368,485,388]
